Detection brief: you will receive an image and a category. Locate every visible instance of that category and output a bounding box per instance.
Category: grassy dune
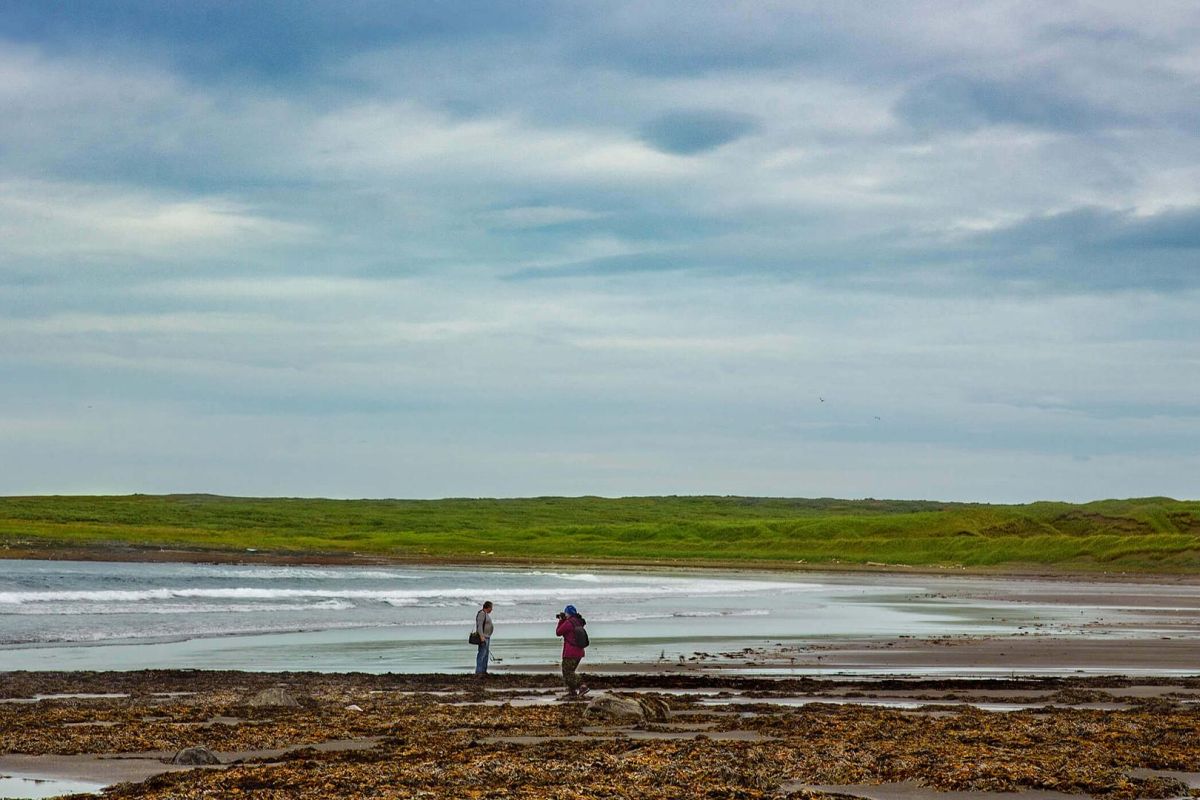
[1,494,1198,573]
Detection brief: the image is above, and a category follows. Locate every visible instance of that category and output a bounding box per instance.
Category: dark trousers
[561,657,582,692]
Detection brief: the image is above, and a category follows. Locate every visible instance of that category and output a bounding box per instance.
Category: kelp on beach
[3,672,1199,799]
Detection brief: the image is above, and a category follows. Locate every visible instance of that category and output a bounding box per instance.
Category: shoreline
[5,557,1200,676]
[5,541,1199,584]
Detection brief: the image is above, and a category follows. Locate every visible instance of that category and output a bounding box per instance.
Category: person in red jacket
[555,604,589,699]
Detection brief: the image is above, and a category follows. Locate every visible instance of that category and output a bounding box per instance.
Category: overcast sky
[2,1,1198,501]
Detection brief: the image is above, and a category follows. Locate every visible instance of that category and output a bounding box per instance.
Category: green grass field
[1,494,1198,573]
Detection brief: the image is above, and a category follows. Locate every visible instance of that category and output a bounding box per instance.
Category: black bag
[468,631,482,645]
[573,626,590,649]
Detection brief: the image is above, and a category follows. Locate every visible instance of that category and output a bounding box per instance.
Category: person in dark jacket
[555,604,588,698]
[475,601,494,677]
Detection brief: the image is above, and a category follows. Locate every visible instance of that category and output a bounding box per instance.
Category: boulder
[585,693,645,720]
[172,746,221,765]
[584,692,672,722]
[248,687,301,708]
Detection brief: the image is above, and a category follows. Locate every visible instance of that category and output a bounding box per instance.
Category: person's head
[563,604,577,617]
[482,601,493,612]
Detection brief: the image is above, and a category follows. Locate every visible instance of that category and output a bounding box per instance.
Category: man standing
[475,601,494,677]
[555,604,589,699]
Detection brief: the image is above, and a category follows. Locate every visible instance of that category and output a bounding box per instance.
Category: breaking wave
[0,579,812,608]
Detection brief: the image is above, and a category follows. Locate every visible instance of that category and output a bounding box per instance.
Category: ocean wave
[0,619,396,646]
[0,604,781,646]
[517,571,604,582]
[671,609,771,618]
[204,568,424,581]
[3,599,357,615]
[0,579,815,607]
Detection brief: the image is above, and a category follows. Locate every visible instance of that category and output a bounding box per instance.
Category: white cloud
[303,102,694,185]
[0,180,308,261]
[1,5,1199,499]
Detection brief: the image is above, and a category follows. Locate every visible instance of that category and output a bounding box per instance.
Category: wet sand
[627,634,1200,676]
[636,571,1200,678]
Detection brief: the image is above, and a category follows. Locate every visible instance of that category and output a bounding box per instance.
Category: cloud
[481,205,606,229]
[2,2,1200,499]
[892,74,1104,133]
[640,110,759,154]
[0,180,309,263]
[0,1,549,83]
[1105,207,1200,250]
[895,73,1124,132]
[959,205,1200,290]
[991,206,1200,251]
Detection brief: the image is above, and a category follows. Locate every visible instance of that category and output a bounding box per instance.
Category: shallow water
[0,773,103,798]
[0,560,1128,672]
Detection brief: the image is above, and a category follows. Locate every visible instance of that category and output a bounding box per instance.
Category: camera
[556,612,567,620]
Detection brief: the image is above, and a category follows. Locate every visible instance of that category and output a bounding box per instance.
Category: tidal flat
[2,671,1200,799]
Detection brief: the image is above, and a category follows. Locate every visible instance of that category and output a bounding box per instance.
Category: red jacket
[556,615,586,660]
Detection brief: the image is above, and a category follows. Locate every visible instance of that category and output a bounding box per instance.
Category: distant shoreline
[5,540,1200,584]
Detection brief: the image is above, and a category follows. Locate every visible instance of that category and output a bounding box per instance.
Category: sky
[1,1,1198,502]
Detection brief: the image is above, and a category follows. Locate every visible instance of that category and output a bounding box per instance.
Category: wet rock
[171,745,221,765]
[637,695,672,721]
[248,687,301,708]
[585,692,672,722]
[585,693,645,720]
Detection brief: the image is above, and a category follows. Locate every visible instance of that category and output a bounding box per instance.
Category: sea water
[0,560,1070,672]
[0,773,104,799]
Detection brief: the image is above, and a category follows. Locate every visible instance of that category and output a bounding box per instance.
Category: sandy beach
[3,560,1199,798]
[6,559,1200,674]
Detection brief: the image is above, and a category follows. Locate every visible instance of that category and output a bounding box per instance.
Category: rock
[585,693,645,720]
[585,692,672,722]
[344,704,364,712]
[636,695,672,722]
[172,746,221,765]
[248,687,301,708]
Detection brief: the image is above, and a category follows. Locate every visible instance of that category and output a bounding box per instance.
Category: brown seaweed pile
[1,671,1197,799]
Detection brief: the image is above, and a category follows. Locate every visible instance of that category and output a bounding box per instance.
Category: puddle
[1127,768,1200,788]
[697,697,1125,712]
[782,780,1089,800]
[717,666,1200,678]
[0,772,104,798]
[0,693,129,705]
[452,695,561,707]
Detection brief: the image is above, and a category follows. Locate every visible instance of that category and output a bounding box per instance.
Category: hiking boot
[576,685,590,698]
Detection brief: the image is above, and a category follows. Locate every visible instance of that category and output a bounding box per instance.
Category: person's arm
[477,611,488,640]
[556,618,570,638]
